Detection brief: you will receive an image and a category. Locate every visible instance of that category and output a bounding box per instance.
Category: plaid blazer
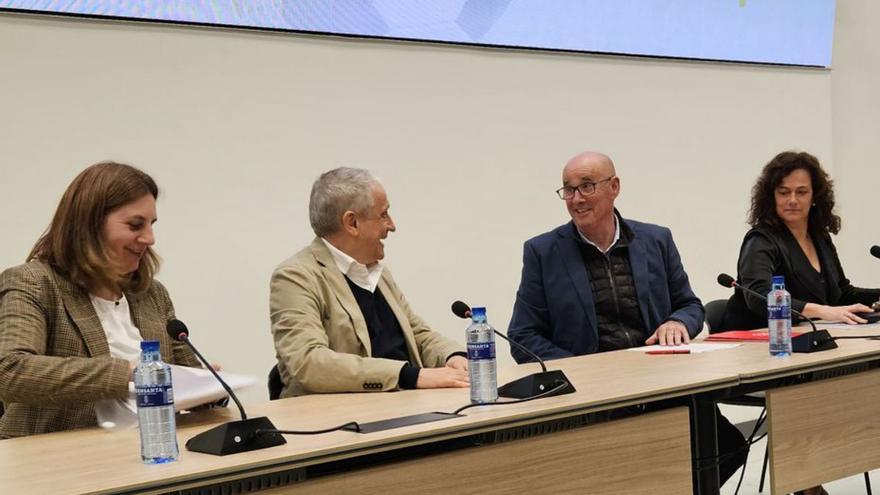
[0,260,199,439]
[270,238,463,397]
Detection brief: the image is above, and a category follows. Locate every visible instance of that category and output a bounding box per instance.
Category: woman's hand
[804,303,873,324]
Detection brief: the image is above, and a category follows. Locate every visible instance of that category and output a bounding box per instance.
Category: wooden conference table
[1,324,879,495]
[704,323,880,495]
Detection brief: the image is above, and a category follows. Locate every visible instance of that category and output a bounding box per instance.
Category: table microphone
[715,273,837,353]
[166,319,286,455]
[451,301,574,399]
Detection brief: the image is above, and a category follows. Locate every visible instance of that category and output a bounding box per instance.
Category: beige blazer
[270,238,463,397]
[0,261,199,438]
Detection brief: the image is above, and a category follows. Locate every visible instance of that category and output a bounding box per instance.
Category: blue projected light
[0,0,836,67]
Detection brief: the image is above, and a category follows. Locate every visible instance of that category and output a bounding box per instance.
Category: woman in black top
[724,151,880,330]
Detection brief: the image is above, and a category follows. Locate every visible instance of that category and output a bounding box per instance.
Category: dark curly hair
[747,151,840,234]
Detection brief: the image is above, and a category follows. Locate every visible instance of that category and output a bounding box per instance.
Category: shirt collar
[321,238,384,293]
[576,214,621,254]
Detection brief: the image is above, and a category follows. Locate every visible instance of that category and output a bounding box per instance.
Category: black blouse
[722,225,880,330]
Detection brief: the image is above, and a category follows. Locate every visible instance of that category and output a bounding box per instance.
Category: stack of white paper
[95,365,257,430]
[626,343,742,354]
[170,365,257,411]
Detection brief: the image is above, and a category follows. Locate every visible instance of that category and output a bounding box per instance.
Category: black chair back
[268,364,283,400]
[704,298,729,334]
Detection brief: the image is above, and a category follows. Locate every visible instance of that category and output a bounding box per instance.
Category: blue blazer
[508,219,704,363]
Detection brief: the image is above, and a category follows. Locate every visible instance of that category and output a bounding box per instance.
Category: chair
[268,364,283,400]
[706,299,769,490]
[705,298,729,334]
[706,298,766,407]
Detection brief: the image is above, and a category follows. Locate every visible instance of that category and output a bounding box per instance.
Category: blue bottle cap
[140,340,160,353]
[471,307,487,321]
[771,275,785,285]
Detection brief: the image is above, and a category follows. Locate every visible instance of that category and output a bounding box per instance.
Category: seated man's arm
[508,241,575,363]
[379,270,469,388]
[270,264,406,394]
[646,228,704,345]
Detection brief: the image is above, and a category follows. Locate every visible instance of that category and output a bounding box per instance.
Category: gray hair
[309,167,379,237]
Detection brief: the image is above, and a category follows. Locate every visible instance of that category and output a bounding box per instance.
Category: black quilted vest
[575,221,647,352]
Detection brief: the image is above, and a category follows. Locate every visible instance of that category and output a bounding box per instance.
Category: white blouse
[90,294,142,362]
[90,294,141,429]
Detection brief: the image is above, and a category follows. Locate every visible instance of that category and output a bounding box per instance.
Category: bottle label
[467,342,496,361]
[768,305,791,319]
[136,384,174,408]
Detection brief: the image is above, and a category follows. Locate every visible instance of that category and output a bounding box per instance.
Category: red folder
[705,329,804,342]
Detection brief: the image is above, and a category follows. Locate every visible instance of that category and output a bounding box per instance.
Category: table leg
[691,396,720,495]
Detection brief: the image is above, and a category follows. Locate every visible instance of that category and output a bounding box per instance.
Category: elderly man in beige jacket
[271,167,469,397]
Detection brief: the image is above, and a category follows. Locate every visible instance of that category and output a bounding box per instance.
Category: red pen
[646,349,691,355]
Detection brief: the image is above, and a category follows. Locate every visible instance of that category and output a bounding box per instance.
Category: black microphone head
[717,273,736,288]
[871,245,880,260]
[451,300,472,319]
[166,319,189,342]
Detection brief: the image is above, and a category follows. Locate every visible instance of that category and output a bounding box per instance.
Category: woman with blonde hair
[0,161,200,438]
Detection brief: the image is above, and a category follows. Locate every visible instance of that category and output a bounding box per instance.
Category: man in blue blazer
[509,151,703,360]
[508,151,745,486]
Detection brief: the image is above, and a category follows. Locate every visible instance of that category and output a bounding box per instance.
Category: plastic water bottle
[767,275,793,357]
[134,340,179,463]
[466,306,498,403]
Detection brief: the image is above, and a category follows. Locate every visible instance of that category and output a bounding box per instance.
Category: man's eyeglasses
[555,176,615,200]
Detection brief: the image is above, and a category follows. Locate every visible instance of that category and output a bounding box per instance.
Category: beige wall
[831,0,880,287]
[0,10,852,402]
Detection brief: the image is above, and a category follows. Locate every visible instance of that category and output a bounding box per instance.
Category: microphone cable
[449,382,570,415]
[257,382,572,437]
[258,382,571,438]
[255,421,362,436]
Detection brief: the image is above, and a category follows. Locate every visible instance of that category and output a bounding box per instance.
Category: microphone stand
[180,335,248,419]
[788,308,838,353]
[176,335,287,456]
[493,330,576,399]
[451,302,575,399]
[727,279,838,353]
